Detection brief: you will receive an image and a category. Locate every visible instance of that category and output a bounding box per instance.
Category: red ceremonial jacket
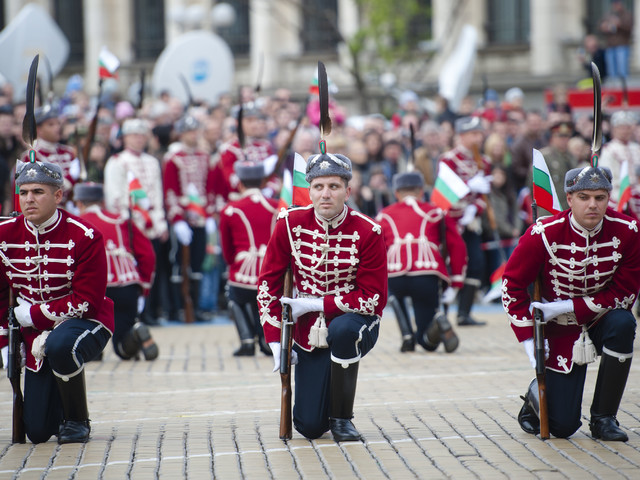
[79,205,156,295]
[376,197,468,288]
[22,140,79,197]
[219,188,278,289]
[258,205,388,352]
[163,144,215,227]
[502,208,640,373]
[216,138,274,199]
[438,146,491,224]
[0,209,114,372]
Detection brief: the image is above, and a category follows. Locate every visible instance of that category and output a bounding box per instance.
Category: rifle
[7,289,25,443]
[181,244,195,324]
[279,267,293,439]
[80,78,104,182]
[531,200,550,440]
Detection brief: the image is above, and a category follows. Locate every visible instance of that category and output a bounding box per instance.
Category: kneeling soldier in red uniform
[503,165,640,441]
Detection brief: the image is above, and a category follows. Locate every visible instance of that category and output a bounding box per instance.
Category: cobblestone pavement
[1,305,639,479]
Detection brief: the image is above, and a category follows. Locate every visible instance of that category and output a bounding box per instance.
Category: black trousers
[292,313,379,439]
[227,285,260,337]
[24,318,111,443]
[545,309,636,438]
[106,284,140,359]
[388,275,440,341]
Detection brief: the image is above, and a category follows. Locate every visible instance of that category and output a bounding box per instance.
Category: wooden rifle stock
[7,289,25,443]
[181,244,195,323]
[279,268,293,439]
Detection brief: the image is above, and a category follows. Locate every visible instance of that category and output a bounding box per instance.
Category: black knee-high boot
[457,284,485,326]
[55,370,90,444]
[329,361,362,442]
[590,351,633,441]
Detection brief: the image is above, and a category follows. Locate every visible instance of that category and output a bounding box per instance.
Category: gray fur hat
[564,166,613,193]
[35,105,57,125]
[305,152,352,183]
[122,118,150,136]
[234,161,265,182]
[174,115,200,134]
[455,115,483,134]
[73,182,104,202]
[392,171,424,192]
[15,161,64,188]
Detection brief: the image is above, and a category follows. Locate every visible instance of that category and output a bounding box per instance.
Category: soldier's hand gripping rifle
[279,268,294,439]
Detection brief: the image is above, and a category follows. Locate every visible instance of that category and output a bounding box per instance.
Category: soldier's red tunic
[502,208,640,373]
[163,145,215,227]
[217,139,274,199]
[258,205,388,352]
[21,140,79,197]
[79,205,156,295]
[438,146,491,223]
[376,197,467,288]
[0,209,114,371]
[219,188,278,289]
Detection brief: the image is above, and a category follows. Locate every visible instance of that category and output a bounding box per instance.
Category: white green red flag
[185,183,206,218]
[278,169,293,210]
[99,46,120,79]
[482,261,506,303]
[617,160,632,212]
[431,162,470,211]
[292,153,311,206]
[128,171,152,228]
[532,149,561,215]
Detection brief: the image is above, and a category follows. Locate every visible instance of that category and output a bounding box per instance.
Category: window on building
[133,0,166,60]
[0,0,5,30]
[585,0,633,35]
[486,0,530,45]
[216,0,250,57]
[301,0,341,54]
[54,0,85,65]
[407,0,433,49]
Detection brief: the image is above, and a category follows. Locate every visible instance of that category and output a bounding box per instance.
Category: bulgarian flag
[128,172,152,228]
[292,152,311,206]
[617,160,632,212]
[431,162,471,211]
[532,149,561,215]
[185,183,207,218]
[278,169,293,210]
[98,46,120,79]
[482,261,506,304]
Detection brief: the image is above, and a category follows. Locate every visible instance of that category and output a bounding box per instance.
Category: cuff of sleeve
[0,337,7,349]
[31,305,58,331]
[512,324,534,343]
[323,296,339,319]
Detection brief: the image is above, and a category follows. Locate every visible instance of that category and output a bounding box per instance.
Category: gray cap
[174,115,200,134]
[454,116,483,134]
[73,182,104,202]
[122,118,150,135]
[305,152,352,183]
[35,105,57,125]
[234,161,265,182]
[15,161,64,187]
[564,166,613,193]
[610,110,637,127]
[392,171,424,192]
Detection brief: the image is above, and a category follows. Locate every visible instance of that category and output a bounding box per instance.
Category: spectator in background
[538,121,577,214]
[578,34,608,82]
[503,87,525,113]
[599,0,633,81]
[511,110,546,193]
[0,105,18,214]
[484,132,510,167]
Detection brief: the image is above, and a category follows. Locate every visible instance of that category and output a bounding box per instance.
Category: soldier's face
[309,175,351,220]
[37,118,61,142]
[567,189,609,230]
[19,183,62,225]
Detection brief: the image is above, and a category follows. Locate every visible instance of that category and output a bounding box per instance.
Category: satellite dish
[0,4,70,102]
[152,30,234,106]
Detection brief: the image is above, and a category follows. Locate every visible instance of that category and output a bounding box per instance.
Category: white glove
[280,297,324,322]
[205,217,217,236]
[522,337,550,369]
[137,296,146,314]
[69,158,81,180]
[173,220,193,245]
[459,204,478,226]
[269,341,298,373]
[531,299,574,322]
[1,346,7,369]
[467,174,492,194]
[441,286,458,305]
[15,297,34,328]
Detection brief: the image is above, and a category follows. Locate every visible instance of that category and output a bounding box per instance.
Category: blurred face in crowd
[550,130,571,152]
[567,189,609,230]
[310,175,351,220]
[242,115,263,138]
[180,129,199,148]
[123,132,148,153]
[19,183,62,225]
[0,113,13,138]
[612,123,633,144]
[458,129,484,150]
[37,118,62,143]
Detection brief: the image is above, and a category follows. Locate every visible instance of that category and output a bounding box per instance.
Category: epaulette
[277,204,311,220]
[66,217,95,239]
[605,213,639,232]
[350,210,382,234]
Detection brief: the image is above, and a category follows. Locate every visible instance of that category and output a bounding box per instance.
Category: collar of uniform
[26,208,61,234]
[85,204,102,215]
[569,212,603,238]
[37,139,56,152]
[314,205,348,229]
[240,188,262,200]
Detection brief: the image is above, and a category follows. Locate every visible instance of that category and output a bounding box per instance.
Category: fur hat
[392,171,424,192]
[305,152,352,183]
[454,116,483,134]
[174,115,200,134]
[234,161,265,182]
[564,166,613,193]
[73,182,104,202]
[15,161,64,188]
[34,105,57,125]
[122,118,150,136]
